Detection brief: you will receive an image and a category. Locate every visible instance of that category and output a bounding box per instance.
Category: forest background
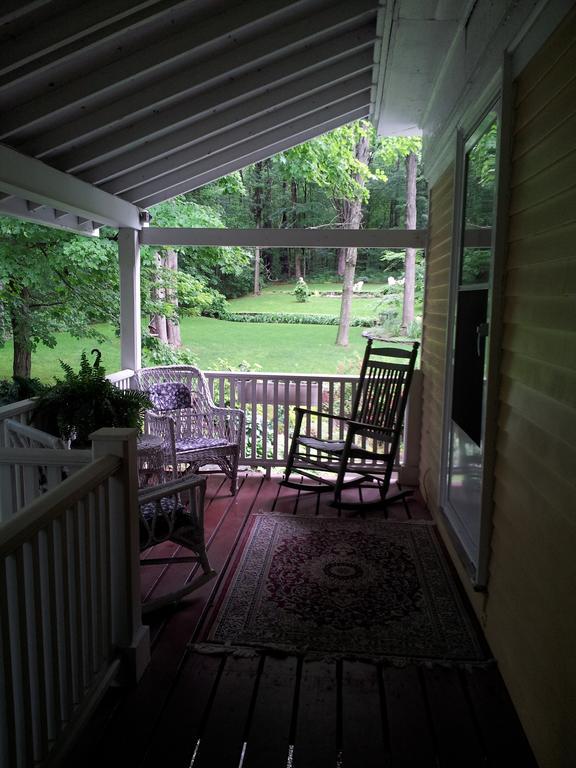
[0,120,428,383]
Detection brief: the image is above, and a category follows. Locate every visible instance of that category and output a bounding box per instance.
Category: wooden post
[398,370,423,487]
[90,428,149,683]
[118,228,142,372]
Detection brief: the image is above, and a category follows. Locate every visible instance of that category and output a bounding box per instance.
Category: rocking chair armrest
[138,473,205,504]
[293,407,348,422]
[346,420,396,435]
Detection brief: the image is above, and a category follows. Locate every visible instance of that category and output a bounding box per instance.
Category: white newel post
[90,428,150,683]
[118,228,142,372]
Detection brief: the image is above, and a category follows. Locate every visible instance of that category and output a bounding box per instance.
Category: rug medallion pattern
[207,515,486,661]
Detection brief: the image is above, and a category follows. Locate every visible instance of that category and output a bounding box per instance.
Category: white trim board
[140,228,427,248]
[0,144,141,229]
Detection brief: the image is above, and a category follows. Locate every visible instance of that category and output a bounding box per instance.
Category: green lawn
[0,282,402,382]
[0,318,372,381]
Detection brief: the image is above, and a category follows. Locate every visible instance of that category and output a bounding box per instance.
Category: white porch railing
[0,430,149,768]
[204,369,423,483]
[0,367,422,482]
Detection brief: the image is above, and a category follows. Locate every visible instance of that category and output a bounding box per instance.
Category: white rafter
[0,0,338,139]
[124,92,371,204]
[54,39,375,175]
[101,76,371,195]
[0,145,141,229]
[133,107,370,208]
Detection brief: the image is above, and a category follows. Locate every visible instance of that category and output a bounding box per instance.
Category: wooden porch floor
[64,472,538,768]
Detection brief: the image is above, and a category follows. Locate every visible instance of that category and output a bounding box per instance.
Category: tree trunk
[252,161,263,294]
[335,133,370,347]
[291,179,302,279]
[150,251,168,343]
[337,247,346,276]
[11,287,32,378]
[165,249,181,347]
[254,245,261,295]
[401,151,417,335]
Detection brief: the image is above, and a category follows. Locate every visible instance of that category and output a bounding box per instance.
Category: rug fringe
[188,642,496,669]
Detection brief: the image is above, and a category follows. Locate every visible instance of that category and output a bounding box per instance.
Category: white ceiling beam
[122,91,371,203]
[0,145,141,229]
[24,16,375,159]
[0,0,171,78]
[133,106,370,208]
[0,0,327,140]
[141,227,427,249]
[64,45,374,176]
[101,74,371,194]
[57,46,372,177]
[0,196,99,236]
[0,1,53,26]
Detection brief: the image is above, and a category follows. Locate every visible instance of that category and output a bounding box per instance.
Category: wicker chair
[134,365,244,494]
[138,473,215,612]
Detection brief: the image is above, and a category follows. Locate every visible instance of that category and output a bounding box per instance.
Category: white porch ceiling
[0,0,465,229]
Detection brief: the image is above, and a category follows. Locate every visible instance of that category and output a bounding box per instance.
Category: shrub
[0,376,48,406]
[293,277,309,303]
[221,312,373,327]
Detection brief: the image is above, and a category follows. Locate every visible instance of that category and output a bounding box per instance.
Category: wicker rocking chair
[135,365,244,494]
[138,473,215,612]
[282,339,419,509]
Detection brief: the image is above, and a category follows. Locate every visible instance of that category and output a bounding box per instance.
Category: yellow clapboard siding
[513,78,576,161]
[507,221,576,267]
[515,42,576,131]
[501,352,576,410]
[511,115,576,187]
[504,295,576,330]
[501,325,576,370]
[509,146,576,215]
[498,403,576,483]
[505,257,576,297]
[420,165,453,505]
[508,184,576,240]
[515,4,576,102]
[499,375,576,453]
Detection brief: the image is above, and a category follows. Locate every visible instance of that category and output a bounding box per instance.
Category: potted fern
[33,350,151,448]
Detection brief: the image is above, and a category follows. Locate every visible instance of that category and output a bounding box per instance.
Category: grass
[0,318,370,381]
[0,282,404,382]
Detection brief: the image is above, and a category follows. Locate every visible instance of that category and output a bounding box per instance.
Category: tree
[0,217,119,378]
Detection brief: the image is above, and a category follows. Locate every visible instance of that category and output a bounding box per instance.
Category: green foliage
[293,277,309,303]
[0,217,120,359]
[33,350,151,447]
[221,312,373,327]
[141,337,198,367]
[0,376,48,405]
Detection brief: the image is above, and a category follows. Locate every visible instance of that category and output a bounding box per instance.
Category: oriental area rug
[203,515,488,662]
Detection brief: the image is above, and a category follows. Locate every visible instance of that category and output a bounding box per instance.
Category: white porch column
[118,227,141,371]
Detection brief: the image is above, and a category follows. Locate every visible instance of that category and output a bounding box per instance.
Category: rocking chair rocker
[282,339,419,509]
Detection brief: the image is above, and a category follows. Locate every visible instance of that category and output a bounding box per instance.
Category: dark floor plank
[464,666,538,767]
[292,659,338,768]
[272,478,301,515]
[243,655,298,768]
[382,665,435,768]
[422,665,484,768]
[194,654,261,768]
[341,660,387,768]
[140,652,223,768]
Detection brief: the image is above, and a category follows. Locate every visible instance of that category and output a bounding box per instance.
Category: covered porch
[1,2,575,767]
[62,473,536,768]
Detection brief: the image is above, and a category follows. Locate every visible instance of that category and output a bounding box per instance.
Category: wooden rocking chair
[282,339,419,509]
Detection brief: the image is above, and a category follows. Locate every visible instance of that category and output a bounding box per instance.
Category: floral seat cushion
[148,381,192,410]
[139,496,201,549]
[175,436,229,451]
